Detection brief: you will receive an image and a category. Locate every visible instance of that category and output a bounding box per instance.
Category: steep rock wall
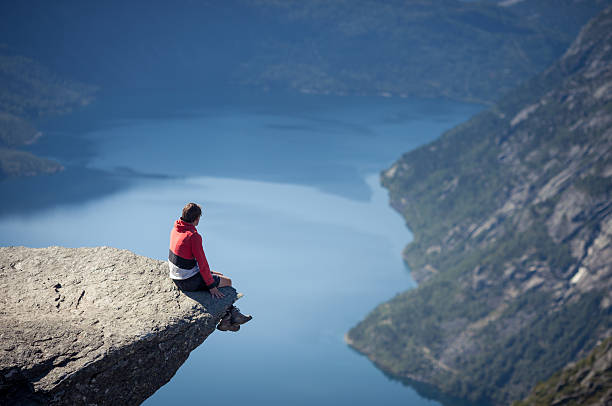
[348,5,612,405]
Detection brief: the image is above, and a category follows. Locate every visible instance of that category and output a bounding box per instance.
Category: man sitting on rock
[169,202,252,332]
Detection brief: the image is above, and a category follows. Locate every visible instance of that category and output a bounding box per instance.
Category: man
[169,202,252,331]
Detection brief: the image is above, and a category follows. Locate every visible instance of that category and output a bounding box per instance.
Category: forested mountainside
[348,5,612,405]
[2,1,609,104]
[239,0,610,103]
[514,337,612,406]
[0,49,95,178]
[1,1,609,180]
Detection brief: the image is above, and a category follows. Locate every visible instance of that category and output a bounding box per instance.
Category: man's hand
[209,287,224,299]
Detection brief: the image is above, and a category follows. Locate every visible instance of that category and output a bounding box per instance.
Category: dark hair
[181,202,202,223]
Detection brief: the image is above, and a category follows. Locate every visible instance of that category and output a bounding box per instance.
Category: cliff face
[0,246,237,405]
[514,337,612,406]
[348,5,612,405]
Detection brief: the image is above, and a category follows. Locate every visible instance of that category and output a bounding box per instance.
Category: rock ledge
[0,246,237,405]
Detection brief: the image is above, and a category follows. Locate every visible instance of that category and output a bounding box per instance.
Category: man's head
[181,202,202,224]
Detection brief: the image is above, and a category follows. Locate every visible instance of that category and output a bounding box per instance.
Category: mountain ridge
[0,50,95,179]
[347,5,612,404]
[514,336,612,406]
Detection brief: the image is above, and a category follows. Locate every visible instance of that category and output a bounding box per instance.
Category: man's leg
[218,275,232,287]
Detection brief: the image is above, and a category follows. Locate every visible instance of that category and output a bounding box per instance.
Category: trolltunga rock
[0,246,237,405]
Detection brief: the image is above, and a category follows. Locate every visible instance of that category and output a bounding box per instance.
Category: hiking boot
[230,306,253,325]
[217,313,240,332]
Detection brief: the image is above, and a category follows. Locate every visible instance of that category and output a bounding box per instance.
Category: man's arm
[191,233,217,289]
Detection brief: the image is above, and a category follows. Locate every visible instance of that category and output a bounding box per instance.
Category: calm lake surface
[0,89,481,405]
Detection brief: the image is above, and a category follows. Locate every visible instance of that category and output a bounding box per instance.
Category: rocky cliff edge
[0,246,237,405]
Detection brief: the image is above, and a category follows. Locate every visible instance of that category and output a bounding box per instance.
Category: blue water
[0,90,481,405]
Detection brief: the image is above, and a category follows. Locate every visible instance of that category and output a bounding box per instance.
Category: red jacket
[169,219,215,288]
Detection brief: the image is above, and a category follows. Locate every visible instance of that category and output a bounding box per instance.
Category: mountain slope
[514,337,612,406]
[0,50,95,178]
[1,1,609,104]
[239,0,611,103]
[348,5,612,405]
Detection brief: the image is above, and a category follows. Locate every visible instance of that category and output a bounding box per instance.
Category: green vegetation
[241,0,610,103]
[0,50,95,178]
[0,112,38,147]
[348,5,612,405]
[0,148,62,177]
[349,222,601,403]
[575,175,612,197]
[514,337,612,406]
[0,54,94,118]
[462,291,610,403]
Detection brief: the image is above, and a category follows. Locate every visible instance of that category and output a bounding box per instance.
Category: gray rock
[0,246,238,405]
[516,337,612,406]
